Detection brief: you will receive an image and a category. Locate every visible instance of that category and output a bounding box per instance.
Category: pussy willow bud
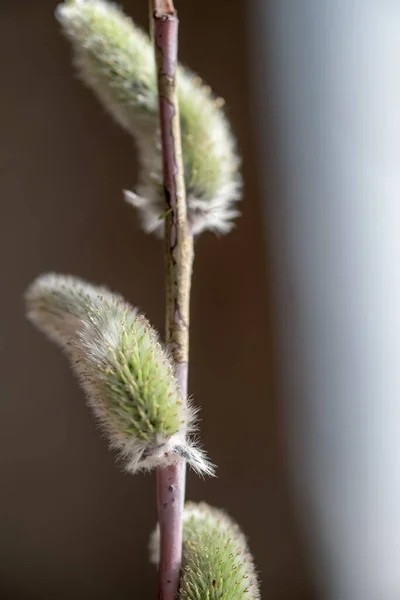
[150,502,260,599]
[26,274,214,476]
[56,0,242,236]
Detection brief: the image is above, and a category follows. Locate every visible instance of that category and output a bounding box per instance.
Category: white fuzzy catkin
[26,274,214,476]
[150,502,260,600]
[56,0,242,236]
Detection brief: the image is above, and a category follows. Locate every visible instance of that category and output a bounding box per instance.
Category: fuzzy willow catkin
[150,502,260,600]
[56,0,242,236]
[26,274,214,476]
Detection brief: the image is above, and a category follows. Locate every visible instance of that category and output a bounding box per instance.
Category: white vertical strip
[248,2,400,598]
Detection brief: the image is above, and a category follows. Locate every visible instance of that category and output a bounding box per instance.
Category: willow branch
[150,2,193,599]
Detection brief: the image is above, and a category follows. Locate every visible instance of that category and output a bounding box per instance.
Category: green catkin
[150,502,260,599]
[26,274,214,476]
[56,0,242,236]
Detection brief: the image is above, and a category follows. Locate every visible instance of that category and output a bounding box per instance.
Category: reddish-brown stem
[153,0,175,14]
[150,3,193,600]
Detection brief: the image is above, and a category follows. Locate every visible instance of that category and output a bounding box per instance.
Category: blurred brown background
[0,1,313,598]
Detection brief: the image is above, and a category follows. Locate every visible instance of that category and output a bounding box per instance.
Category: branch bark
[150,2,193,599]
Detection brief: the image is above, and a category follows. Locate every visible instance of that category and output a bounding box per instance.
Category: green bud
[150,502,260,599]
[56,0,242,236]
[26,274,214,476]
